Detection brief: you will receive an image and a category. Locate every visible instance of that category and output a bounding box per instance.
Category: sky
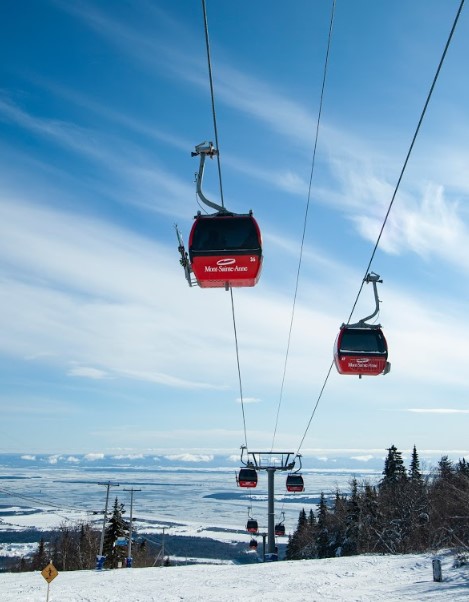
[1,551,468,601]
[1,0,469,457]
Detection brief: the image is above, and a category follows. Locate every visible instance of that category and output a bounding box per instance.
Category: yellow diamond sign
[41,562,59,583]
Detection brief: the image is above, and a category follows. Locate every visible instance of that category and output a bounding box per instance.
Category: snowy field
[0,551,467,601]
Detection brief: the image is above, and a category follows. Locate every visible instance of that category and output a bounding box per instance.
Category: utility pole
[123,487,141,568]
[153,527,167,567]
[96,481,119,570]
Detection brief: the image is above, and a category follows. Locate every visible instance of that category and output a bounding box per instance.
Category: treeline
[12,498,159,572]
[286,446,469,560]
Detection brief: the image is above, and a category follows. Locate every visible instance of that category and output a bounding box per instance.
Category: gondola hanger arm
[347,272,383,328]
[192,142,227,213]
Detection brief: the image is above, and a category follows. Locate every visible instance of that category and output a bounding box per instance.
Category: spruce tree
[381,445,407,487]
[406,446,429,551]
[437,455,455,481]
[342,479,360,556]
[316,492,330,558]
[31,537,48,570]
[457,458,469,477]
[409,445,422,482]
[285,508,314,560]
[103,498,129,568]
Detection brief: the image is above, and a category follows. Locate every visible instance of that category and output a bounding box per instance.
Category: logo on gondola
[217,258,236,266]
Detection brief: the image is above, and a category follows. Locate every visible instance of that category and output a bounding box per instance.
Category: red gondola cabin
[238,468,258,488]
[286,474,304,493]
[334,326,390,377]
[188,213,262,288]
[274,523,286,536]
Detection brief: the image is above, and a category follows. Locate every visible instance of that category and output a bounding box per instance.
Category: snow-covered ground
[0,551,467,601]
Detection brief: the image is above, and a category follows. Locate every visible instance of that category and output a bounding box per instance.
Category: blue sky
[1,0,468,458]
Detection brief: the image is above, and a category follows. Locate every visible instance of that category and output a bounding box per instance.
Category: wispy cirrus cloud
[0,98,194,219]
[407,408,469,414]
[236,397,261,404]
[68,366,110,380]
[46,1,469,275]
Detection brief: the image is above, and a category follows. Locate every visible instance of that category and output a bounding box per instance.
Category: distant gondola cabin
[286,474,304,493]
[238,468,258,488]
[274,523,286,536]
[334,326,389,376]
[188,213,262,288]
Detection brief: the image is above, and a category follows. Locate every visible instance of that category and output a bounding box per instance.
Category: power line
[295,0,465,456]
[270,0,337,451]
[0,486,98,516]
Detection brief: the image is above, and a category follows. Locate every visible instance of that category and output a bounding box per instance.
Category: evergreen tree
[359,483,379,553]
[406,447,429,551]
[103,497,129,568]
[316,493,330,558]
[437,456,455,481]
[381,445,407,487]
[342,478,360,556]
[378,446,412,552]
[297,508,307,531]
[409,445,422,482]
[329,490,347,557]
[30,537,48,570]
[457,457,469,477]
[285,508,315,560]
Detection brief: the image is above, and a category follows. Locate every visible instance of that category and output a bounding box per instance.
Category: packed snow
[0,551,467,601]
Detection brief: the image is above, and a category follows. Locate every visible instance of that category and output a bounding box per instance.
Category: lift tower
[240,447,297,555]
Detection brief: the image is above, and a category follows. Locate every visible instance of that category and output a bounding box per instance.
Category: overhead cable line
[295,0,465,456]
[230,288,249,449]
[347,0,465,324]
[200,0,249,449]
[270,0,337,452]
[201,0,225,209]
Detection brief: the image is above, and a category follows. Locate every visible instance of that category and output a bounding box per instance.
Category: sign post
[41,562,58,602]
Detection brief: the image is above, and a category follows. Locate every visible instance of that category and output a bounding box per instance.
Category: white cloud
[0,98,193,220]
[84,453,105,461]
[112,454,144,460]
[407,409,469,414]
[68,366,110,380]
[351,184,468,262]
[164,454,214,463]
[236,397,261,404]
[350,455,374,462]
[46,455,61,464]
